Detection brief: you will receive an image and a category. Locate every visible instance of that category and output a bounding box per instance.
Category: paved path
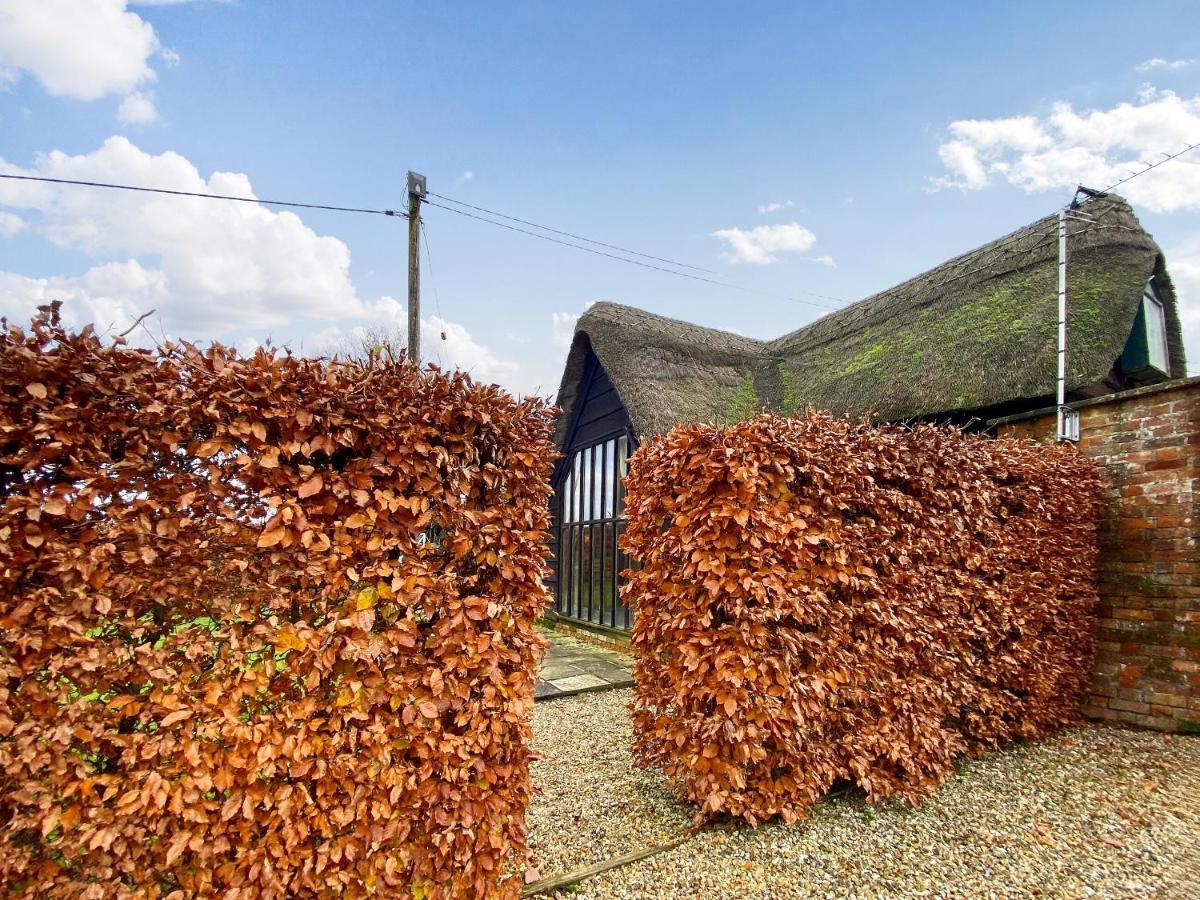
[536,630,632,701]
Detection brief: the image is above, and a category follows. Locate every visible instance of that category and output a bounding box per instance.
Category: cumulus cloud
[810,254,836,267]
[0,1,158,101]
[0,137,526,390]
[117,90,157,123]
[712,222,817,265]
[931,89,1200,212]
[0,261,167,338]
[429,315,519,383]
[308,299,521,389]
[0,137,363,332]
[758,200,794,215]
[1135,57,1196,72]
[0,1,188,120]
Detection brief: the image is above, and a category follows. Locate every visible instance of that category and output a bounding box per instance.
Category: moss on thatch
[553,195,1186,443]
[723,376,762,424]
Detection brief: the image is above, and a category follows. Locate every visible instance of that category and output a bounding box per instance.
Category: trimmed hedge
[622,413,1100,825]
[0,306,555,897]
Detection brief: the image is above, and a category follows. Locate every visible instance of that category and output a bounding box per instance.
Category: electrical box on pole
[407,171,426,366]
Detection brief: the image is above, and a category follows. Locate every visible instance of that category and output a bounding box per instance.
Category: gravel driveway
[527,687,1200,899]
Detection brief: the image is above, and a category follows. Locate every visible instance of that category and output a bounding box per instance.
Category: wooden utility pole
[406,171,426,365]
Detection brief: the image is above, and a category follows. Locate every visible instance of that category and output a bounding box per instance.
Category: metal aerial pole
[1056,207,1072,441]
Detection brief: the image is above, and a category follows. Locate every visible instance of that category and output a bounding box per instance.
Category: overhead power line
[422,198,844,312]
[423,198,740,289]
[428,190,718,274]
[0,173,407,218]
[0,167,844,314]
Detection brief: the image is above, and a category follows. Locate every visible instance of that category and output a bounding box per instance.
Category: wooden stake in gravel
[521,827,701,896]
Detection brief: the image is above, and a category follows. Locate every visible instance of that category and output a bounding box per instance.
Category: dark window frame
[554,430,633,630]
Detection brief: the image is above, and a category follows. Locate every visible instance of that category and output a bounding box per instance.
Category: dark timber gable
[548,346,635,631]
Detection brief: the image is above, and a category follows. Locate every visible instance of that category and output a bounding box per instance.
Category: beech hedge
[622,413,1100,825]
[0,305,555,897]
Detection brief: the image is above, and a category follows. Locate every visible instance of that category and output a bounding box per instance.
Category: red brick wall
[996,377,1200,732]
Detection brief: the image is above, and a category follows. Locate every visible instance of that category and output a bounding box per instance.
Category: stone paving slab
[536,629,632,701]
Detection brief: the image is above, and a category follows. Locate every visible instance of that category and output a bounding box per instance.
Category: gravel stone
[528,688,1200,899]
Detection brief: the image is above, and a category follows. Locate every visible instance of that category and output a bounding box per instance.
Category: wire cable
[422,198,844,312]
[1077,139,1200,203]
[428,190,718,274]
[0,168,843,312]
[418,216,448,366]
[0,173,407,218]
[425,198,742,288]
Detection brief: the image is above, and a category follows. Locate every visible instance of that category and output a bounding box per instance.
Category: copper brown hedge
[622,413,1100,825]
[0,306,555,897]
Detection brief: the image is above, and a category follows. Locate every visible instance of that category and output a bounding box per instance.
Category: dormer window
[1119,278,1171,380]
[1143,282,1169,373]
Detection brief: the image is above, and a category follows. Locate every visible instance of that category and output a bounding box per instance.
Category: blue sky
[2,0,1199,395]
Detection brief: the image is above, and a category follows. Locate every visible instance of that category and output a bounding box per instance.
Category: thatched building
[548,194,1186,635]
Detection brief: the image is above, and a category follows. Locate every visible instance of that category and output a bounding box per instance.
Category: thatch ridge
[553,302,765,444]
[554,195,1185,442]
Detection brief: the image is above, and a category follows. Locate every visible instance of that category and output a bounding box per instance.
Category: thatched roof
[554,195,1185,444]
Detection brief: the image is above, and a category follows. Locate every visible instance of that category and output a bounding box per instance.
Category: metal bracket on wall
[1057,405,1080,442]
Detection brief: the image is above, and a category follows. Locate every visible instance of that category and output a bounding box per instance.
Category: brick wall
[995,377,1200,732]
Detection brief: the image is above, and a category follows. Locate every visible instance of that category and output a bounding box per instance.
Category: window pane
[601,522,616,626]
[562,469,573,525]
[604,438,616,518]
[590,524,602,623]
[576,528,585,619]
[593,444,603,520]
[590,448,600,525]
[1145,294,1169,372]
[572,452,582,523]
[616,435,628,516]
[559,526,572,615]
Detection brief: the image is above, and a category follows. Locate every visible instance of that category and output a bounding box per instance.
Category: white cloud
[0,1,158,101]
[1136,57,1196,72]
[429,315,519,384]
[459,170,474,182]
[0,260,167,338]
[117,90,157,123]
[712,222,817,265]
[758,200,794,215]
[308,300,521,390]
[1166,232,1200,373]
[0,138,528,392]
[159,47,181,67]
[0,211,25,236]
[810,254,836,267]
[0,137,366,333]
[932,90,1200,212]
